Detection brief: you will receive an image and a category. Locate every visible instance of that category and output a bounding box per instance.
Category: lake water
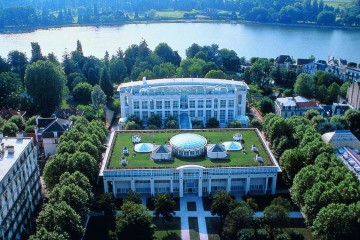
[1,23,360,62]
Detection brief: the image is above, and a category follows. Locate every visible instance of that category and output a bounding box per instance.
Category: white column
[264,177,269,194]
[245,177,251,195]
[150,179,155,196]
[104,180,108,193]
[179,178,183,197]
[226,177,231,193]
[271,175,277,194]
[198,179,203,197]
[208,178,212,195]
[112,181,116,196]
[131,180,135,191]
[170,179,173,193]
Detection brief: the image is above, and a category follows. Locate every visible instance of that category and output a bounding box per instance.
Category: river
[1,23,359,62]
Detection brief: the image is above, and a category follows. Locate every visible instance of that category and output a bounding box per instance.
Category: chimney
[16,132,23,140]
[142,76,147,85]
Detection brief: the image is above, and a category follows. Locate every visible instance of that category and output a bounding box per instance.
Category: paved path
[146,195,304,240]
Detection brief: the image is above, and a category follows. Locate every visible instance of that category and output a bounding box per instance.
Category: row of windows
[133,99,240,110]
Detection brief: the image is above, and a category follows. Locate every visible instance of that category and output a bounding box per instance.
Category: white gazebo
[223,141,242,151]
[151,145,173,161]
[206,144,228,159]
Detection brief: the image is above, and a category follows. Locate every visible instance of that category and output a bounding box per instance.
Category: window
[133,101,140,109]
[198,100,204,108]
[52,139,59,144]
[173,101,179,109]
[142,101,148,109]
[165,111,170,118]
[156,101,162,109]
[134,111,140,118]
[220,110,226,123]
[214,110,217,118]
[206,110,212,120]
[142,111,149,121]
[156,111,162,118]
[238,95,242,104]
[228,110,234,121]
[189,100,195,108]
[228,100,234,108]
[198,110,203,117]
[214,99,218,108]
[190,110,195,117]
[173,111,179,117]
[165,101,170,109]
[220,100,226,108]
[206,100,212,108]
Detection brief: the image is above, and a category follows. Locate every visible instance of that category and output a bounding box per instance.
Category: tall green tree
[7,50,28,80]
[294,73,314,98]
[29,227,69,240]
[154,193,176,223]
[100,68,113,101]
[0,72,22,108]
[24,60,66,116]
[210,191,236,222]
[30,42,45,63]
[222,203,254,240]
[36,201,84,240]
[116,202,155,240]
[91,85,106,117]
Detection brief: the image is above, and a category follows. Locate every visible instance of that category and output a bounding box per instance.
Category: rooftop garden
[108,129,273,169]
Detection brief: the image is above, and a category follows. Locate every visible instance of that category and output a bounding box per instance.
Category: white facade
[0,135,42,240]
[118,78,249,127]
[101,130,281,198]
[42,137,59,157]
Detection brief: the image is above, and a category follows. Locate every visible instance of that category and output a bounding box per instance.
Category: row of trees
[2,0,358,27]
[262,110,360,239]
[0,115,36,136]
[210,191,303,240]
[30,117,107,239]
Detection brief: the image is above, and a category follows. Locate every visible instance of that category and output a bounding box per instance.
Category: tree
[8,50,28,80]
[280,148,306,183]
[312,203,360,240]
[0,56,10,73]
[69,151,98,185]
[100,67,113,101]
[227,120,241,128]
[206,117,220,128]
[58,171,92,199]
[116,202,155,240]
[94,193,116,216]
[176,58,206,77]
[249,58,271,88]
[110,59,127,83]
[8,115,26,131]
[154,193,176,223]
[317,11,336,25]
[30,42,45,63]
[326,82,340,104]
[1,121,19,136]
[73,82,93,103]
[210,191,235,221]
[126,190,142,204]
[50,183,90,218]
[91,85,106,117]
[294,73,314,98]
[125,121,141,130]
[0,72,22,108]
[222,203,254,240]
[154,43,181,66]
[78,140,99,160]
[344,109,360,139]
[259,97,274,114]
[186,43,202,58]
[263,204,289,231]
[43,153,71,190]
[205,69,227,79]
[24,60,66,116]
[148,114,162,128]
[36,202,84,240]
[29,227,69,240]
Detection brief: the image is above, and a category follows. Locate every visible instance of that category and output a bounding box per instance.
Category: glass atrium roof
[169,133,207,150]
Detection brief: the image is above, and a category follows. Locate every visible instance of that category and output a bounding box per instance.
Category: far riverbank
[1,19,359,35]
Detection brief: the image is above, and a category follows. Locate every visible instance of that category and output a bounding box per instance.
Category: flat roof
[118,78,249,90]
[104,129,279,170]
[0,137,32,182]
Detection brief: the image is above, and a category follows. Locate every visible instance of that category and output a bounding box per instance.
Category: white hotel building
[100,130,281,198]
[0,134,42,240]
[118,78,249,128]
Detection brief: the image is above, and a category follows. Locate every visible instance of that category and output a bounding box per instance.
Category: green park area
[108,129,273,169]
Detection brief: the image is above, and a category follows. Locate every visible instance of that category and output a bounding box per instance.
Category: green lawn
[189,217,200,240]
[153,217,181,240]
[156,11,185,19]
[108,129,273,169]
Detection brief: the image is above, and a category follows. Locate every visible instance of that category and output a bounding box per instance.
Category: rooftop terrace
[107,129,276,169]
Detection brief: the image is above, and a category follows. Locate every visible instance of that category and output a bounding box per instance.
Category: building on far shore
[275,96,320,118]
[118,78,249,128]
[0,133,42,240]
[100,129,281,198]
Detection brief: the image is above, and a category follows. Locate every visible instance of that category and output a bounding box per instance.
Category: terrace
[107,129,275,169]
